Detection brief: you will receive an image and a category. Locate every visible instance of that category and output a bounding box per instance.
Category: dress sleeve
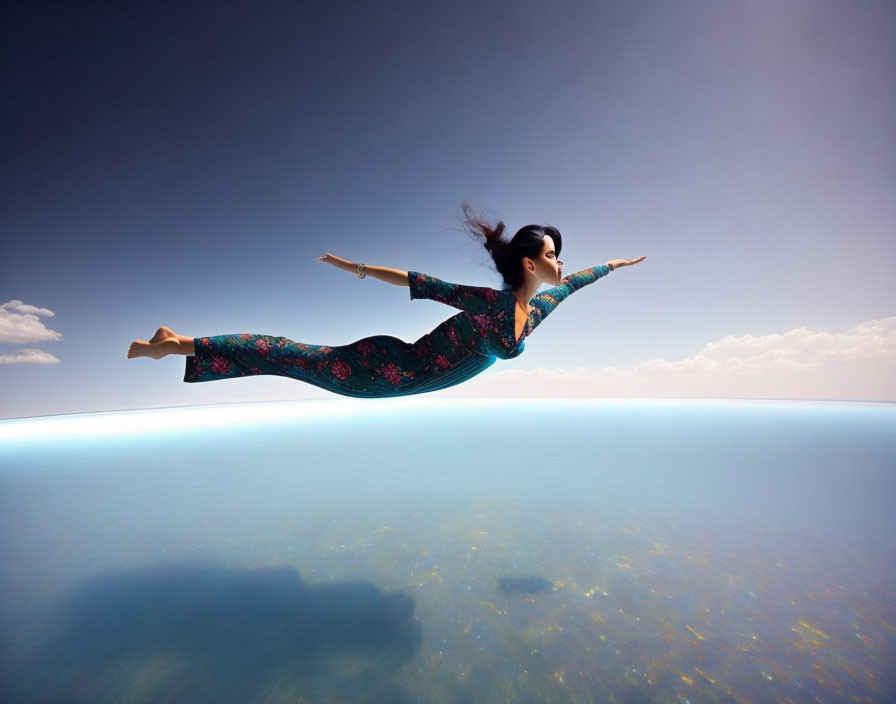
[407,271,495,314]
[530,264,612,322]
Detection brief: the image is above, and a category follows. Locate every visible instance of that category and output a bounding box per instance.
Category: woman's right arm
[606,257,646,270]
[317,253,409,286]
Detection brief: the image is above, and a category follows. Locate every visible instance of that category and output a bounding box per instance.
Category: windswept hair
[460,200,562,291]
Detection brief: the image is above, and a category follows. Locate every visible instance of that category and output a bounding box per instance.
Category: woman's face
[533,235,563,285]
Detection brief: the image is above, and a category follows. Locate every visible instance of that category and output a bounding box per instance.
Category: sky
[1,0,894,419]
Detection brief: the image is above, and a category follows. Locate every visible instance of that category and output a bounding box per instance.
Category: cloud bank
[465,316,896,401]
[0,300,62,363]
[0,348,61,365]
[0,300,61,344]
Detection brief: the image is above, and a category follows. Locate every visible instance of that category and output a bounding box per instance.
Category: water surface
[1,399,894,702]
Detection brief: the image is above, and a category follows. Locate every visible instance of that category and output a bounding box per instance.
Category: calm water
[1,398,894,703]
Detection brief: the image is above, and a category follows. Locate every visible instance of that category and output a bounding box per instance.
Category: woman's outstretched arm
[317,253,409,286]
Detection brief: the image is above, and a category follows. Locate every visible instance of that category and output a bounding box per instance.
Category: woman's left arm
[317,253,409,286]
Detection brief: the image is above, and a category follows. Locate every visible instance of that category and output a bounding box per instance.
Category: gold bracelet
[356,262,366,278]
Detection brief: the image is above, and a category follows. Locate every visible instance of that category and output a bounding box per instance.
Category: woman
[127,204,645,397]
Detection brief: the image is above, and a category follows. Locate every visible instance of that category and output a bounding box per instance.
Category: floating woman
[127,204,645,398]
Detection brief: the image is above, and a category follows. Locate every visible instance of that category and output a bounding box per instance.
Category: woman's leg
[184,334,296,383]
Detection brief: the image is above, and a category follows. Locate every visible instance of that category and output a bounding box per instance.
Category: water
[1,398,894,703]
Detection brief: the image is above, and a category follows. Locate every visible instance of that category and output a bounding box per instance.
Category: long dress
[183,264,613,398]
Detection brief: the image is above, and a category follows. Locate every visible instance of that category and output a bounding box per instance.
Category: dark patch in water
[495,575,553,595]
[8,562,421,703]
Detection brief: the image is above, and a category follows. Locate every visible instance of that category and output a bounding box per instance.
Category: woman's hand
[607,256,646,270]
[317,253,354,272]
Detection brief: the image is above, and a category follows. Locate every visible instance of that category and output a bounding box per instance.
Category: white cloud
[0,348,61,365]
[2,300,55,317]
[0,300,62,344]
[460,316,896,401]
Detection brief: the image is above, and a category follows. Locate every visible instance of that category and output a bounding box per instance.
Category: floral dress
[184,264,613,398]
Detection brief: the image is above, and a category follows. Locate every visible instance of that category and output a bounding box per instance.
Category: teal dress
[184,264,612,398]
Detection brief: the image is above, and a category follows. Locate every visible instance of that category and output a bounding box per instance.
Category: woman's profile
[127,203,645,397]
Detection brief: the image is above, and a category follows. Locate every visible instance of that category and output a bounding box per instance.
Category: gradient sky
[2,0,894,419]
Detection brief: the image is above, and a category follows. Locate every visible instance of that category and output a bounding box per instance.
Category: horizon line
[2,394,894,423]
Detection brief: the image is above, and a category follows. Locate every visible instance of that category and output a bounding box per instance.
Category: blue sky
[2,0,894,418]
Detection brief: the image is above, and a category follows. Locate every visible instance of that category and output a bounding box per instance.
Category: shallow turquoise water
[1,399,894,702]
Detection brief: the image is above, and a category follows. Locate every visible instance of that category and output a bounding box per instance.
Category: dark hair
[461,200,562,291]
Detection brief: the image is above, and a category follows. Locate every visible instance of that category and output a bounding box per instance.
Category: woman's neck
[511,283,538,309]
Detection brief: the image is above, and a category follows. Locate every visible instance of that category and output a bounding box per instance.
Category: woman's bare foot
[129,326,196,358]
[128,338,179,359]
[148,326,176,344]
[149,325,195,344]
